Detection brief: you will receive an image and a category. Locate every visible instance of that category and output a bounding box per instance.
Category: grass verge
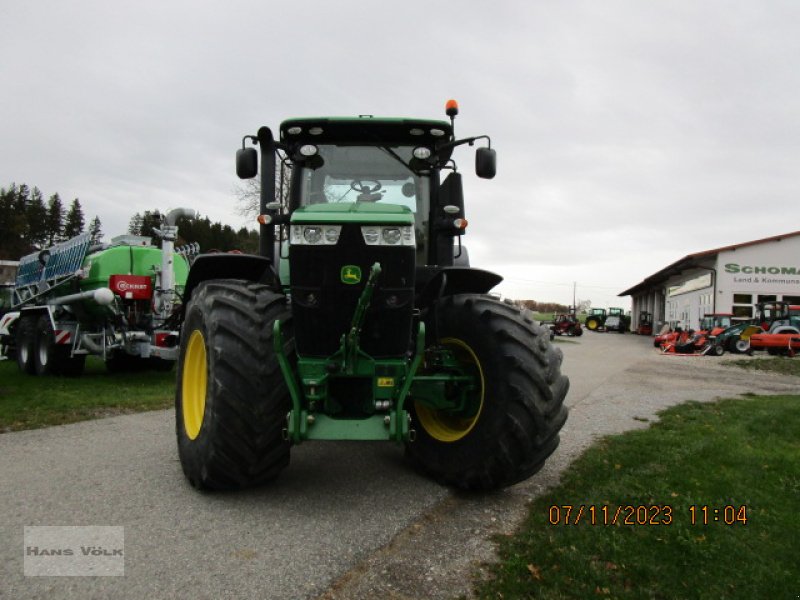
[0,357,175,432]
[723,356,800,377]
[474,395,800,599]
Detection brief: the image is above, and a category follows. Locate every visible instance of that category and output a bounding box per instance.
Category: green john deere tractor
[175,101,569,491]
[584,308,607,331]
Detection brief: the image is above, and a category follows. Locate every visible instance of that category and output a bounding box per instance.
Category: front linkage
[275,262,474,444]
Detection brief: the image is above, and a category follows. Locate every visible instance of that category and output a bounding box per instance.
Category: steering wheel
[350,179,384,203]
[350,180,382,194]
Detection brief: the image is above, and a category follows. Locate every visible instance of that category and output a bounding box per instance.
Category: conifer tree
[63,199,85,238]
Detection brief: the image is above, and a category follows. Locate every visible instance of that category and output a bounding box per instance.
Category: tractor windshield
[298,145,429,209]
[298,144,431,256]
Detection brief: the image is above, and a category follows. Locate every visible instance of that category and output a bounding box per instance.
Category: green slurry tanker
[175,101,569,491]
[1,208,196,376]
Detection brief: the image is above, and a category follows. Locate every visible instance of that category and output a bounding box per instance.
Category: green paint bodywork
[291,202,414,224]
[81,246,189,293]
[78,245,188,317]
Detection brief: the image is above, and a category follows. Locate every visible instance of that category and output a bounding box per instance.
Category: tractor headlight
[382,228,402,245]
[361,225,415,246]
[290,224,341,245]
[362,226,380,244]
[303,227,322,244]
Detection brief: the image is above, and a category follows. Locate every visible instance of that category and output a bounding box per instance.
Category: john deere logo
[341,265,362,284]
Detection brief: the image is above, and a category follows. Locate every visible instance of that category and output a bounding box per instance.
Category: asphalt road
[2,333,798,599]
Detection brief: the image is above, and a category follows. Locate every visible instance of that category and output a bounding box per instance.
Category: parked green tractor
[175,102,569,491]
[584,308,607,331]
[604,307,630,333]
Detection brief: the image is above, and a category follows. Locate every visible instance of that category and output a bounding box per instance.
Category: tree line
[513,299,593,315]
[0,183,100,260]
[0,182,259,261]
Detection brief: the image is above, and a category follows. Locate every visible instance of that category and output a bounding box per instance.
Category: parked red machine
[748,304,800,356]
[636,312,653,336]
[550,310,583,337]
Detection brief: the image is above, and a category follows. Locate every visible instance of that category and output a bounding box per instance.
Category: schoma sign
[725,263,800,275]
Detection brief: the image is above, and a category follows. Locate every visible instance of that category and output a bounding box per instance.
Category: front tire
[175,279,293,490]
[407,295,569,490]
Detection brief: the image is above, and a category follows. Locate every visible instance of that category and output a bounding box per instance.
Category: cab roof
[279,117,453,146]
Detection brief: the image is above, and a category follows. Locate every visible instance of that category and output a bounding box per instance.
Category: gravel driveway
[1,333,797,599]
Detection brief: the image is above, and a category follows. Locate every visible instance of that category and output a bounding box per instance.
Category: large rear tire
[175,279,293,490]
[407,295,569,490]
[585,317,600,331]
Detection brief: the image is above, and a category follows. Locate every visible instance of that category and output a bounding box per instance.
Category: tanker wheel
[175,279,293,490]
[16,316,36,374]
[33,316,85,376]
[407,294,569,490]
[585,317,599,331]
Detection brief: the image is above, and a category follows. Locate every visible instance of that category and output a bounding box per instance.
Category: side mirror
[475,147,496,179]
[236,147,258,179]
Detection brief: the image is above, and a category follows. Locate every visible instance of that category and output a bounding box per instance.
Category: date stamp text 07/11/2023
[547,505,748,526]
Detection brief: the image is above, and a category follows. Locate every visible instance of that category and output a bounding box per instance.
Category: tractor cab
[699,313,733,336]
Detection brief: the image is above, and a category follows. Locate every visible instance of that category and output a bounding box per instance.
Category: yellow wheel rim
[587,318,597,330]
[415,337,485,443]
[182,330,207,440]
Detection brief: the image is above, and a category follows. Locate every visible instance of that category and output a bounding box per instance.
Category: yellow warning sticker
[377,377,395,387]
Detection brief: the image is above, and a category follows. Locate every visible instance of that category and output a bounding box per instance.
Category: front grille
[290,224,415,358]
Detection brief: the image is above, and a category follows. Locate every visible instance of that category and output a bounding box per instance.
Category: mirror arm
[437,134,492,153]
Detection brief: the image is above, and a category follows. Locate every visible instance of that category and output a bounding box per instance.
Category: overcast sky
[2,1,798,307]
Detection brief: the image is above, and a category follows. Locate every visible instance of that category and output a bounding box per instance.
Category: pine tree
[88,215,103,245]
[10,184,31,256]
[128,212,143,236]
[0,184,19,259]
[46,193,65,245]
[140,210,163,240]
[26,187,49,250]
[63,199,85,238]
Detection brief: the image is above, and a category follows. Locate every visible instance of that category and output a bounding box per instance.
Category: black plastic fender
[182,254,276,315]
[415,266,503,308]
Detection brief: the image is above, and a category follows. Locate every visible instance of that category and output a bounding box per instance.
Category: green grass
[724,356,800,377]
[474,395,800,599]
[0,357,175,432]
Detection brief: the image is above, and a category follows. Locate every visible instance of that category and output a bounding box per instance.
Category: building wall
[663,264,715,330]
[715,236,800,319]
[628,235,800,332]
